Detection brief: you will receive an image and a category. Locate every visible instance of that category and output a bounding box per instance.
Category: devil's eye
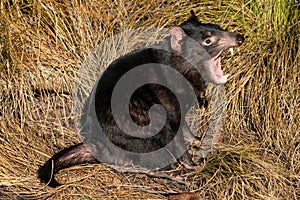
[204,39,212,45]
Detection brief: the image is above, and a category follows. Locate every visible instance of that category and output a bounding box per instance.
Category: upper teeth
[229,48,234,55]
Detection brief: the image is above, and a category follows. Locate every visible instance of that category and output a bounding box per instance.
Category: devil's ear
[170,26,185,53]
[190,10,196,17]
[182,10,201,26]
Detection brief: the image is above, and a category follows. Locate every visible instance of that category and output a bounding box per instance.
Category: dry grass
[0,0,299,199]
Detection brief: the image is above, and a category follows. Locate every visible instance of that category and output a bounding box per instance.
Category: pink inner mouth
[214,56,224,78]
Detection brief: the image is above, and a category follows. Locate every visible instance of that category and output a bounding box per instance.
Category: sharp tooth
[224,74,230,79]
[229,48,234,55]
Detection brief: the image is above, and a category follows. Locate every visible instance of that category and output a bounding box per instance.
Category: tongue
[215,66,224,77]
[215,56,224,78]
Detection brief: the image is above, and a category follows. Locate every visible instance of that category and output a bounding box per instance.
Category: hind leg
[166,151,203,179]
[182,124,204,149]
[178,151,202,170]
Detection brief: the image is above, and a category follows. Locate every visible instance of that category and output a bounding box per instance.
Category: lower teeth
[229,48,234,55]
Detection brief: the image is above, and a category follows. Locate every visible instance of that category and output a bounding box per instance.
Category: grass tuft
[0,0,299,199]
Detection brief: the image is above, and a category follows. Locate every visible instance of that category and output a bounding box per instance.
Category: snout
[236,34,245,46]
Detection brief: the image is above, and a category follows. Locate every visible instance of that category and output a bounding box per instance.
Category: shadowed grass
[0,0,299,199]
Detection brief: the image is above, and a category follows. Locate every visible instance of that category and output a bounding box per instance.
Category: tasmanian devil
[38,10,244,187]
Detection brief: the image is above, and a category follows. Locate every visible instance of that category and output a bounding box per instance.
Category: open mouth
[212,47,234,84]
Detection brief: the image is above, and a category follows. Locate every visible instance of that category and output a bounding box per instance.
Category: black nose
[236,34,245,45]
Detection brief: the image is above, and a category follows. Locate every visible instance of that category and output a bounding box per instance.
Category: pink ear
[170,26,185,53]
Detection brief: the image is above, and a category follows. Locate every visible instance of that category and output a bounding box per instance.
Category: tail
[38,143,99,187]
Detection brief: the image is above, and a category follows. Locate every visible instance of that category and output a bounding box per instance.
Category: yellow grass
[0,0,299,199]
